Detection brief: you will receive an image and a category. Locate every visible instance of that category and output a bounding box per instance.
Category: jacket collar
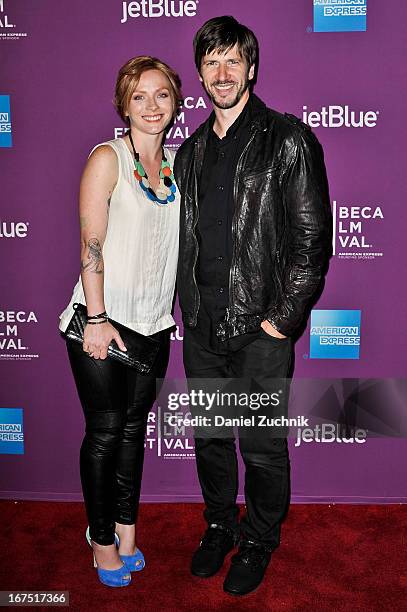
[193,93,268,146]
[247,93,268,130]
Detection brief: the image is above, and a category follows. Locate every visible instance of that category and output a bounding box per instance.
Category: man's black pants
[183,327,293,550]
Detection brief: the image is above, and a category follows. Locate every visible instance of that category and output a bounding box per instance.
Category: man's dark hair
[193,16,259,75]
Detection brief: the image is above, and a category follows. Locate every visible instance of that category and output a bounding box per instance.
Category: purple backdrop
[1,0,406,502]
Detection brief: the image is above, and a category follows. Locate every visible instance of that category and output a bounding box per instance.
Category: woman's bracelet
[86,310,108,321]
[87,310,109,325]
[87,319,109,325]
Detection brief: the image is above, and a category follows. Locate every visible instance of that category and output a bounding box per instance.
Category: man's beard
[206,76,250,110]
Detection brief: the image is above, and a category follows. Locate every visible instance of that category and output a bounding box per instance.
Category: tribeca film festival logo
[302,105,378,129]
[0,310,39,361]
[0,95,12,148]
[0,0,28,41]
[121,0,199,22]
[333,201,384,260]
[143,405,195,459]
[0,408,24,455]
[313,0,367,33]
[310,309,361,359]
[115,96,207,148]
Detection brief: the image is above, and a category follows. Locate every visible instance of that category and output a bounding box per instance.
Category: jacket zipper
[191,145,200,323]
[228,130,258,321]
[275,249,283,297]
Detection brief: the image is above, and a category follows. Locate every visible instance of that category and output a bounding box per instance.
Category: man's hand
[260,320,287,339]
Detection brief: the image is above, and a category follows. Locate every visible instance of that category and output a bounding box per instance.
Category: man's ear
[198,71,203,83]
[248,64,255,81]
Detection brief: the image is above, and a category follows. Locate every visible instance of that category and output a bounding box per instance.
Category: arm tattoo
[81,237,104,274]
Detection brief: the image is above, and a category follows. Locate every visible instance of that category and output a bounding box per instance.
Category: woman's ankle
[115,522,137,554]
[92,542,123,570]
[115,522,136,536]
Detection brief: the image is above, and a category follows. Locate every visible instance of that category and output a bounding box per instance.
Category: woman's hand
[83,321,127,360]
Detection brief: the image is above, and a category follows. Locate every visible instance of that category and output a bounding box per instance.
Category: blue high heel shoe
[115,532,146,572]
[85,527,131,587]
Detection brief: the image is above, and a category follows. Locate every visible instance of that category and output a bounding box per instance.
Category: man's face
[199,44,255,110]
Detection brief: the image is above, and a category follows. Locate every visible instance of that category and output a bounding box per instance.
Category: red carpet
[0,501,406,611]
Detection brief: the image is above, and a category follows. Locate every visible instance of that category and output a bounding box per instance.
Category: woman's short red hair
[114,56,182,124]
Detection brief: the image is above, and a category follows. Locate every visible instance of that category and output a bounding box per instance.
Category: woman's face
[126,69,174,136]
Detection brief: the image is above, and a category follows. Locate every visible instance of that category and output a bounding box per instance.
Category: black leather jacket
[174,94,332,340]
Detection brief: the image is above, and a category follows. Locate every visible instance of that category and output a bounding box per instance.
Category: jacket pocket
[244,160,283,183]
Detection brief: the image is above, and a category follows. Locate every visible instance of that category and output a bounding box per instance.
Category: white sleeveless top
[59,138,180,336]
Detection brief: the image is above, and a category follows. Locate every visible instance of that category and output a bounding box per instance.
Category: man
[174,16,332,596]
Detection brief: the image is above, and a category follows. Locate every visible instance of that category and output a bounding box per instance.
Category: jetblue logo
[314,0,367,32]
[0,221,29,238]
[310,310,361,359]
[121,0,198,22]
[302,105,378,128]
[0,408,24,454]
[0,95,12,147]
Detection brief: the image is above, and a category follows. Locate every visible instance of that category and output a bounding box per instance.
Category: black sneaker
[191,523,238,578]
[223,539,272,596]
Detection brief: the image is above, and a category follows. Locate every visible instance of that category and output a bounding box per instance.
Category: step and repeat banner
[1,1,406,502]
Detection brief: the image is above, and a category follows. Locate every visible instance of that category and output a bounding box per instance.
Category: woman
[59,56,181,587]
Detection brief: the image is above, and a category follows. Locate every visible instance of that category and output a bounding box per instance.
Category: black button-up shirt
[191,96,261,353]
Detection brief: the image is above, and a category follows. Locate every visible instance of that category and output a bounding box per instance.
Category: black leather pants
[66,330,170,545]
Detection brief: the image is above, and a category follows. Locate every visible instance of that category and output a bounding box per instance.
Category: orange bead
[134,170,141,181]
[162,166,172,177]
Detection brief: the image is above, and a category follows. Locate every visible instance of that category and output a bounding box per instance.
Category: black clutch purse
[64,303,160,374]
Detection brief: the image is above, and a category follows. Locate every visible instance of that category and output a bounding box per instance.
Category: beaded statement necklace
[128,131,177,206]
